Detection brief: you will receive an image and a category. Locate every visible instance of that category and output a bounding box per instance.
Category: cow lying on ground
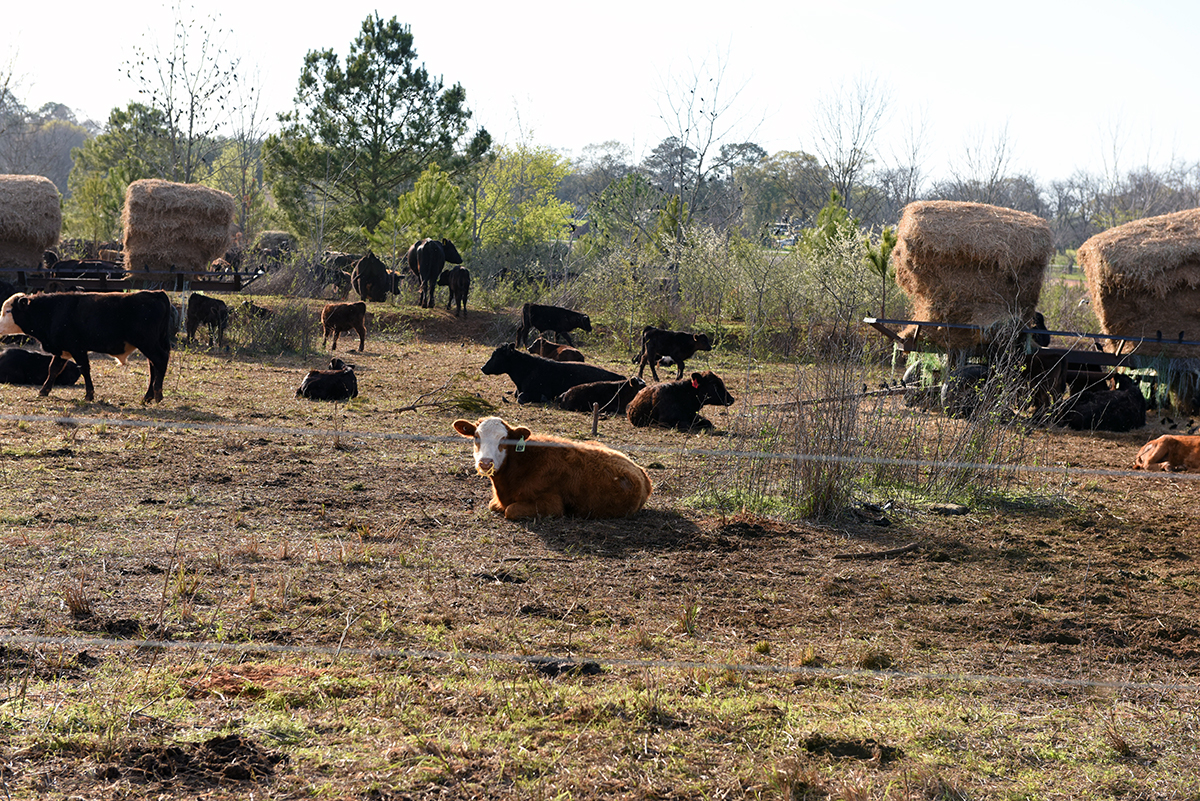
[634,326,712,381]
[626,371,736,431]
[0,347,81,386]
[241,301,274,320]
[1051,373,1145,432]
[296,358,358,401]
[515,303,591,347]
[0,290,174,403]
[452,416,652,519]
[481,343,623,404]
[556,377,645,414]
[1133,434,1200,472]
[321,301,367,351]
[528,337,584,362]
[437,265,470,316]
[186,293,229,347]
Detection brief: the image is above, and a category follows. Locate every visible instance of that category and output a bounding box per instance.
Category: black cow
[481,343,623,404]
[240,301,274,320]
[634,326,713,381]
[626,371,736,431]
[351,251,390,303]
[437,265,471,316]
[414,238,464,308]
[515,303,592,347]
[42,251,125,280]
[556,377,646,415]
[186,293,229,347]
[0,347,82,386]
[0,291,173,403]
[321,301,367,351]
[1051,372,1146,432]
[296,358,358,401]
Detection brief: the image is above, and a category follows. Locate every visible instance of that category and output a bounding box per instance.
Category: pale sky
[5,0,1197,188]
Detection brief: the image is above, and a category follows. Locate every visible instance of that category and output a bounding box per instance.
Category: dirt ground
[0,300,1197,799]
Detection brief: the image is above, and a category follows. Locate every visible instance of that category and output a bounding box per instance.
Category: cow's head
[453,416,532,477]
[693,371,736,407]
[0,293,28,337]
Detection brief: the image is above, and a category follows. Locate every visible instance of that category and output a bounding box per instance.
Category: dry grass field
[0,297,1197,800]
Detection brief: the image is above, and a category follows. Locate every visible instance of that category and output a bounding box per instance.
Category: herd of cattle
[0,281,1197,522]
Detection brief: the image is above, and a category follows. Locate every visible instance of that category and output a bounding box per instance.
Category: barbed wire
[0,411,1195,482]
[7,632,1197,694]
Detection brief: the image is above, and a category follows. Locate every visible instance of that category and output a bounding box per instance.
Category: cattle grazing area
[0,304,1197,799]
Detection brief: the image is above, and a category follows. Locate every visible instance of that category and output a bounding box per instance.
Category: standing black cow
[515,303,592,347]
[634,326,712,381]
[481,343,623,404]
[0,291,174,403]
[437,265,471,316]
[351,251,390,302]
[186,293,229,347]
[414,238,464,308]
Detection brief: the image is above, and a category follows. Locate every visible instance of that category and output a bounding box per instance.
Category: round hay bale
[893,201,1052,350]
[0,175,62,270]
[1079,208,1200,360]
[121,179,235,275]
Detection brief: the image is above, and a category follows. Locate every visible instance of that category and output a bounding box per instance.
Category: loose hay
[0,174,62,270]
[121,179,235,275]
[1079,208,1200,360]
[893,201,1052,350]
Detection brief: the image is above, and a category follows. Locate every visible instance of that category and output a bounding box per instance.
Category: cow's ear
[511,426,532,441]
[452,419,476,437]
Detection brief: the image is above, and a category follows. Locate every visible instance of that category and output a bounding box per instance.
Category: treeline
[5,12,1200,292]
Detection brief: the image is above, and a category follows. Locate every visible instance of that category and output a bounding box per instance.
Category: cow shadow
[516,508,710,557]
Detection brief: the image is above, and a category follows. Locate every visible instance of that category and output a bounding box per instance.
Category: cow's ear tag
[515,438,526,452]
[691,378,700,389]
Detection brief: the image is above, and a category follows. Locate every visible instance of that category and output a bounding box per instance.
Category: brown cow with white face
[452,416,651,520]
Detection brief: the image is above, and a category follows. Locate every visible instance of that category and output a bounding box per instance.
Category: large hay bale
[893,201,1052,350]
[0,175,61,270]
[1079,208,1200,360]
[121,179,235,274]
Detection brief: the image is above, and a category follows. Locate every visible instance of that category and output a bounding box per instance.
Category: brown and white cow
[1133,435,1200,472]
[320,301,367,351]
[452,416,652,519]
[527,337,584,362]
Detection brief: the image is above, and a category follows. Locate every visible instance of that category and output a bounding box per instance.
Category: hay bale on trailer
[0,175,61,270]
[893,201,1052,351]
[121,179,235,276]
[1078,209,1200,360]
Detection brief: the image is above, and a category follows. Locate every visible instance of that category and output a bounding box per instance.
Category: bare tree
[811,75,888,219]
[873,106,930,223]
[654,50,758,239]
[946,122,1016,205]
[125,1,240,183]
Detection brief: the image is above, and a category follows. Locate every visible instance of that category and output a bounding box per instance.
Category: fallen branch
[832,541,921,561]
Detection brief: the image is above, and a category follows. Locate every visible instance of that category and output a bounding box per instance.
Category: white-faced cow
[0,291,174,403]
[1133,434,1200,472]
[481,343,623,404]
[515,303,592,347]
[320,301,367,352]
[452,416,652,519]
[626,370,736,431]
